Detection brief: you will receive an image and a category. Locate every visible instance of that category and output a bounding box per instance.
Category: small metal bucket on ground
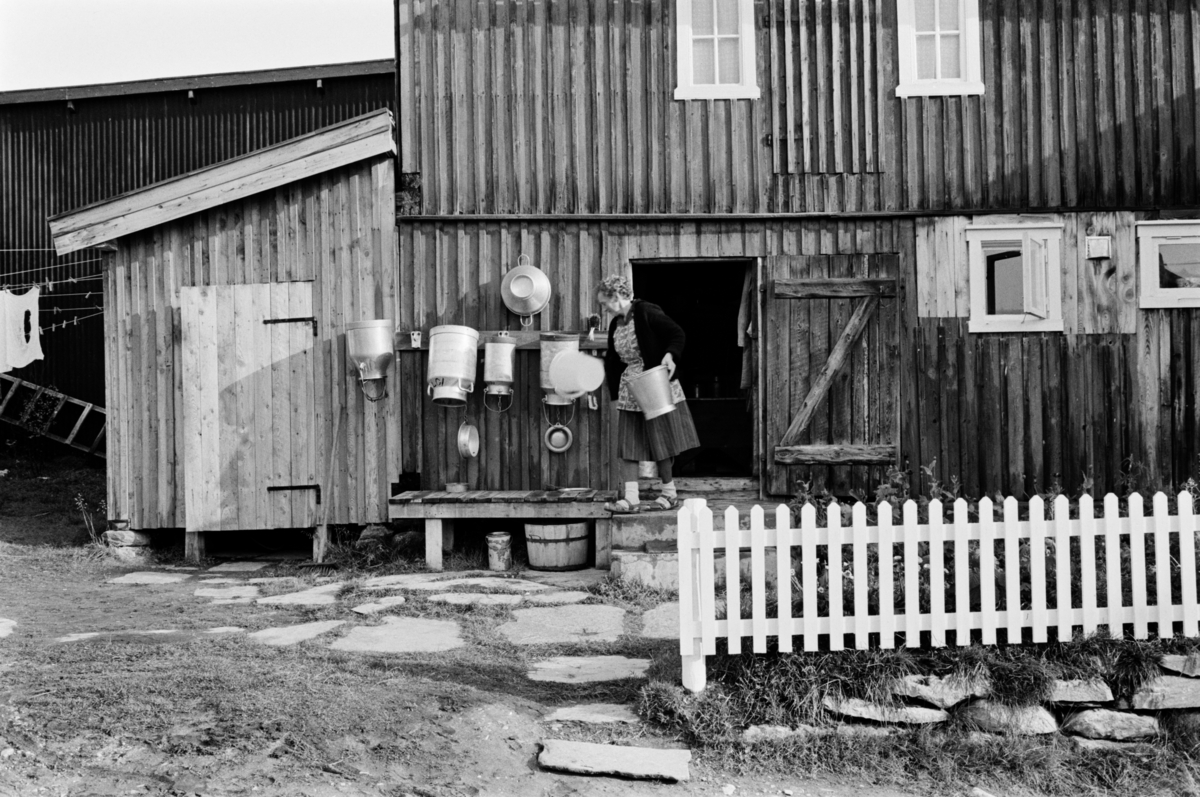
[487,532,512,571]
[627,365,676,420]
[524,522,590,571]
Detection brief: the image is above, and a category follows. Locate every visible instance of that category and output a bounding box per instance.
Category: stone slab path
[195,586,260,602]
[247,620,346,647]
[329,617,463,654]
[351,595,408,615]
[400,577,550,593]
[538,739,690,782]
[499,605,625,644]
[430,593,522,607]
[257,583,342,607]
[640,602,678,639]
[0,619,14,639]
[207,561,271,573]
[527,656,651,683]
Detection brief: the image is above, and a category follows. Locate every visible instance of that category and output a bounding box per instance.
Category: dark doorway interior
[632,260,753,477]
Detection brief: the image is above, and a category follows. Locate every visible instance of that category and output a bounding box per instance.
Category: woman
[598,275,700,513]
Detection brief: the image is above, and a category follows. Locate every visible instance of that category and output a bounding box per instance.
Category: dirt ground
[0,443,943,797]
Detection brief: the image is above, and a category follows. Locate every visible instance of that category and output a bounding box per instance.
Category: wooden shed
[49,109,401,559]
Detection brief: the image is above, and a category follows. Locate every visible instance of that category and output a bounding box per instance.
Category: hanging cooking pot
[500,254,552,326]
[544,423,573,454]
[457,421,480,458]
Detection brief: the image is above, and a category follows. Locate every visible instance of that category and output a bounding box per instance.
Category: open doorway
[632,259,754,477]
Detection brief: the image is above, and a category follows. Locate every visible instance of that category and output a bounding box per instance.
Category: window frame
[1136,221,1200,309]
[966,223,1064,334]
[895,0,985,98]
[674,0,761,101]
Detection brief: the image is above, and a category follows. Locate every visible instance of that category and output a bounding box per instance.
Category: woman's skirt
[617,402,701,462]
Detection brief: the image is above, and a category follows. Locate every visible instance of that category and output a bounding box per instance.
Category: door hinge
[267,484,321,504]
[264,317,317,336]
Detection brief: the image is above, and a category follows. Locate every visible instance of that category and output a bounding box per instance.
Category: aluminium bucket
[427,325,479,406]
[627,365,676,420]
[483,333,517,396]
[346,320,395,381]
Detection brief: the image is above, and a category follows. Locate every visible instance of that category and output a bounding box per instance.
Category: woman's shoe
[604,498,640,514]
[651,495,680,511]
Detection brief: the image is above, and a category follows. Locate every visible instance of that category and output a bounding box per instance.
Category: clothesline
[1,274,104,291]
[0,258,106,277]
[40,309,103,334]
[48,306,103,313]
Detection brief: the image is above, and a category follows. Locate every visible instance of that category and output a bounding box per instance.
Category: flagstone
[499,605,625,644]
[194,586,260,600]
[108,572,191,585]
[640,602,679,639]
[257,582,343,607]
[524,591,591,605]
[247,620,346,647]
[538,740,689,782]
[351,595,409,615]
[402,577,550,593]
[543,704,640,724]
[0,619,14,639]
[328,617,463,654]
[207,561,271,573]
[527,656,651,683]
[428,593,522,607]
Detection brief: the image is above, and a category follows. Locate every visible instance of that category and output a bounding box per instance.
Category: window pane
[693,38,717,84]
[693,0,715,35]
[984,242,1024,315]
[914,0,937,32]
[716,0,739,35]
[718,38,741,83]
[939,0,960,30]
[1158,243,1200,289]
[916,35,937,80]
[940,34,961,79]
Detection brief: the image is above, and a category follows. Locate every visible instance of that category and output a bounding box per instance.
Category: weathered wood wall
[397,214,1200,497]
[105,156,399,530]
[395,0,1200,214]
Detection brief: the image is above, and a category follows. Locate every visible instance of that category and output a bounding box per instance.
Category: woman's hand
[661,353,676,378]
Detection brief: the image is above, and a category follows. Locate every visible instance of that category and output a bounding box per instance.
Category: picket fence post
[678,498,706,694]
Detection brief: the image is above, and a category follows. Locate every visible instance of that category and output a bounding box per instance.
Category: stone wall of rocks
[743,654,1200,751]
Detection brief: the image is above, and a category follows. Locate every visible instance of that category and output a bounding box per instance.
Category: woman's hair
[597,274,633,300]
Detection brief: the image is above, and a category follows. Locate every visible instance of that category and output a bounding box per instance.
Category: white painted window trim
[896,0,985,98]
[966,223,1064,334]
[675,0,761,101]
[1136,221,1200,309]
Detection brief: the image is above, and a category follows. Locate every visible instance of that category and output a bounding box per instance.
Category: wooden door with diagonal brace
[763,255,900,497]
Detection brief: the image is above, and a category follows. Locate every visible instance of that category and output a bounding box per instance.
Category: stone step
[611,548,782,591]
[610,494,779,549]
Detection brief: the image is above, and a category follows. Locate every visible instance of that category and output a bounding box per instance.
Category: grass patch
[589,572,677,611]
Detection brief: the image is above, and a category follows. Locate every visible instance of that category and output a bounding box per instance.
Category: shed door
[180,283,318,533]
[763,255,900,496]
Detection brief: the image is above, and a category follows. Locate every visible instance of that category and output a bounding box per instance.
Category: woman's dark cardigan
[603,300,686,401]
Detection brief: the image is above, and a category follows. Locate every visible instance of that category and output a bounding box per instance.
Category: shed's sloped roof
[49,108,394,255]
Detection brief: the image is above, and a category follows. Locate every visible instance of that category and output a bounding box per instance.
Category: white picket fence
[677,493,1200,693]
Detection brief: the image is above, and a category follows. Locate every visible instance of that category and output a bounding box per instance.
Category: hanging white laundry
[4,287,43,371]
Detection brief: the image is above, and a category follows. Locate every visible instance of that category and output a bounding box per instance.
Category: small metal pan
[457,421,480,458]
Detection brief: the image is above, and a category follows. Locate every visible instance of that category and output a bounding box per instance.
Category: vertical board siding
[398,0,1199,214]
[0,71,394,406]
[772,0,884,174]
[104,157,399,531]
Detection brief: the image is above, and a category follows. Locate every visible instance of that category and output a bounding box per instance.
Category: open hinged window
[896,0,984,97]
[675,0,760,100]
[966,224,1063,333]
[1136,221,1200,308]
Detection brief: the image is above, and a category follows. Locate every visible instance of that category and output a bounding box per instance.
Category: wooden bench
[388,489,617,570]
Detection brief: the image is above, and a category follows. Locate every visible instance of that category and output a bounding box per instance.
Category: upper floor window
[1137,221,1200,308]
[896,0,985,97]
[675,0,760,100]
[966,223,1063,334]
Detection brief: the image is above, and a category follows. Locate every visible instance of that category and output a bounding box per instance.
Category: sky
[0,0,394,92]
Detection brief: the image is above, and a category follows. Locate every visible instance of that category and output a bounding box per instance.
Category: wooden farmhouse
[40,0,1200,565]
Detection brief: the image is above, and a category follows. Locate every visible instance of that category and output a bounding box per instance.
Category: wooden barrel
[525,522,590,571]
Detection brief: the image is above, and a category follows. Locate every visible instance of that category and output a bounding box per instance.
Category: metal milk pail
[539,332,579,406]
[346,320,395,381]
[483,333,517,396]
[627,365,676,420]
[427,325,479,406]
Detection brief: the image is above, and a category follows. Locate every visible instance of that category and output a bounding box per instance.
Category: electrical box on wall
[1085,236,1112,260]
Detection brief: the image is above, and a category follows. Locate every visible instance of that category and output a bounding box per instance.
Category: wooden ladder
[0,375,106,458]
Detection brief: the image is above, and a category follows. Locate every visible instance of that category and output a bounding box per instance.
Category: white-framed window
[896,0,985,97]
[1136,221,1200,308]
[966,223,1064,333]
[675,0,760,101]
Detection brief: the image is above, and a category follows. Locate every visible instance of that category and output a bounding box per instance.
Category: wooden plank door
[763,255,900,497]
[181,282,318,533]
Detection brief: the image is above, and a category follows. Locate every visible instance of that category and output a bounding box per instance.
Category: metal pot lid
[457,421,480,458]
[543,423,573,454]
[500,262,552,318]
